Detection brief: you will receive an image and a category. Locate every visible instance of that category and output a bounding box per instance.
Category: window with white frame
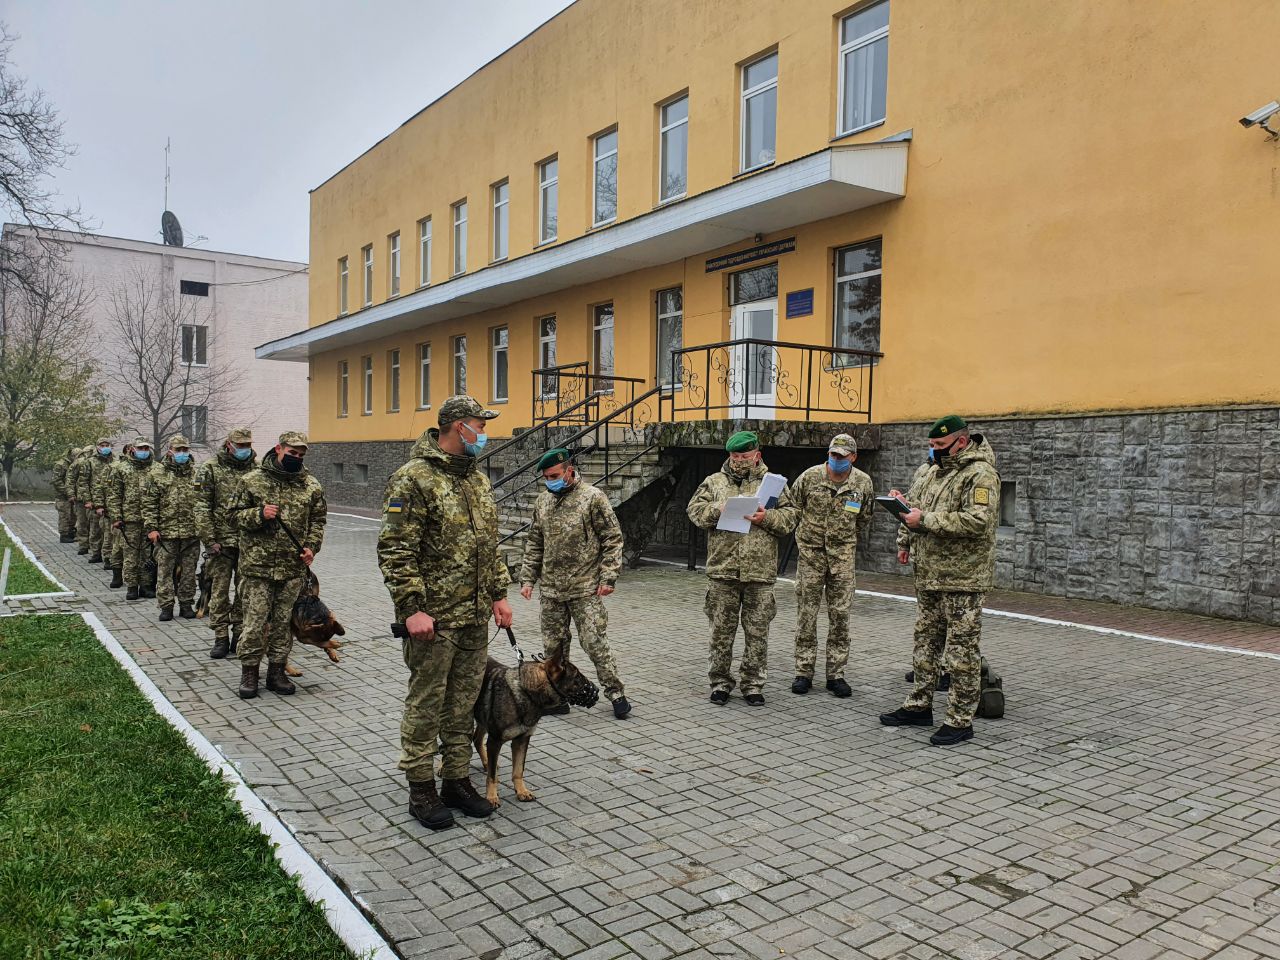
[453,335,467,393]
[418,217,432,287]
[741,52,778,172]
[338,256,349,314]
[538,157,558,244]
[659,96,689,202]
[593,130,618,226]
[388,348,400,412]
[362,245,373,305]
[388,232,401,296]
[833,238,882,363]
[593,302,615,392]
[492,180,509,262]
[838,1,889,136]
[491,326,509,402]
[338,360,349,417]
[656,287,683,387]
[180,324,207,366]
[452,201,468,275]
[180,404,208,443]
[362,355,373,415]
[538,316,557,396]
[417,342,431,408]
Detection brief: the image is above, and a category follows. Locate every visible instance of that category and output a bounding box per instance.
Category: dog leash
[390,622,527,661]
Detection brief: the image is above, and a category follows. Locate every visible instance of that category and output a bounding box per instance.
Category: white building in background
[5,225,309,453]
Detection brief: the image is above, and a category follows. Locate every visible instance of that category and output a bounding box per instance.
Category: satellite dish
[161,210,184,247]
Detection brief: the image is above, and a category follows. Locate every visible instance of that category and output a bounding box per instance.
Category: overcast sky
[6,0,576,263]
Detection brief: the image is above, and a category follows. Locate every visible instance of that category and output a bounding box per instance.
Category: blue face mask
[233,446,253,461]
[545,477,567,493]
[460,423,488,457]
[134,449,151,461]
[173,452,191,465]
[827,456,850,474]
[98,446,113,457]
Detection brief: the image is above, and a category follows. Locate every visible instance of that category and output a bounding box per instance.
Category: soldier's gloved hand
[596,584,615,597]
[405,611,436,642]
[148,531,161,544]
[520,584,534,600]
[897,548,910,565]
[493,599,514,629]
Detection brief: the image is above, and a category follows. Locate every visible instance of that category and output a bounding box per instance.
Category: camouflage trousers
[204,548,242,640]
[104,522,122,568]
[399,624,488,782]
[155,536,199,608]
[121,522,149,587]
[237,574,305,667]
[75,504,91,547]
[794,550,856,680]
[87,511,106,556]
[903,589,986,727]
[56,498,74,537]
[541,594,624,700]
[704,579,776,695]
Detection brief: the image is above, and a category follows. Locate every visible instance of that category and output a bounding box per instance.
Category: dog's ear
[543,647,565,679]
[329,615,345,637]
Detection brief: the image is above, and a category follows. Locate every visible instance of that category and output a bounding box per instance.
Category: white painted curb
[0,512,71,594]
[80,612,399,960]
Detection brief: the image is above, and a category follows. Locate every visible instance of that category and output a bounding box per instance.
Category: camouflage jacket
[781,463,874,567]
[107,457,154,524]
[142,456,200,538]
[194,448,258,548]
[686,459,796,584]
[377,429,508,626]
[91,454,118,513]
[518,480,624,600]
[233,451,327,580]
[79,453,114,508]
[896,435,1000,592]
[69,454,92,504]
[51,450,74,497]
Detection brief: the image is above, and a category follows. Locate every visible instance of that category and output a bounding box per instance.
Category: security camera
[1239,100,1279,128]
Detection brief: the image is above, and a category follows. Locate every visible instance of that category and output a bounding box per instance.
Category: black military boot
[109,568,123,589]
[142,586,156,599]
[238,664,260,699]
[179,602,196,620]
[441,777,493,818]
[930,724,974,747]
[210,635,230,659]
[408,781,455,831]
[229,626,241,654]
[879,706,934,727]
[126,585,140,601]
[791,676,812,694]
[77,546,89,555]
[827,677,853,698]
[265,662,296,695]
[89,551,102,563]
[60,532,75,543]
[158,604,174,622]
[102,558,113,570]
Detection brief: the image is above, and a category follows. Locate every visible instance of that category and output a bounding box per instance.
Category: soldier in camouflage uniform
[519,447,630,719]
[69,447,93,554]
[99,442,133,589]
[107,438,155,601]
[195,428,257,659]
[686,431,796,706]
[51,446,77,542]
[378,395,513,831]
[880,415,1000,746]
[232,431,327,699]
[143,434,201,622]
[81,437,115,565]
[780,433,874,699]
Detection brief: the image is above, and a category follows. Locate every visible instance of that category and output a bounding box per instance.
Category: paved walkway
[4,502,1280,960]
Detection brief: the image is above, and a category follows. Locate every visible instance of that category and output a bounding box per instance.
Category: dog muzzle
[568,678,600,709]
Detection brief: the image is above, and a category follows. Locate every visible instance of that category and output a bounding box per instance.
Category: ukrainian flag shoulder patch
[386,498,404,514]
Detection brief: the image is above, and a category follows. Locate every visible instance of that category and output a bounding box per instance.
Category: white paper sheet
[715,496,761,533]
[756,472,786,506]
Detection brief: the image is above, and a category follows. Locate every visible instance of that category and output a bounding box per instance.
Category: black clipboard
[875,495,912,526]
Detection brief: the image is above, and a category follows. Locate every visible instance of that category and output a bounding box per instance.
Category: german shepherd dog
[472,651,599,807]
[290,571,345,663]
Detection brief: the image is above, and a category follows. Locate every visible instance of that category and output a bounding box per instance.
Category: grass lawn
[0,521,61,595]
[0,615,358,960]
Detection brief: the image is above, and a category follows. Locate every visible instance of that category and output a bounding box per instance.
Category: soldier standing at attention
[880,415,1000,746]
[686,431,796,706]
[108,438,154,601]
[233,431,327,700]
[518,448,631,719]
[69,446,93,555]
[143,435,201,622]
[378,395,513,831]
[52,446,77,543]
[781,433,874,699]
[81,438,115,565]
[93,440,125,587]
[196,428,257,659]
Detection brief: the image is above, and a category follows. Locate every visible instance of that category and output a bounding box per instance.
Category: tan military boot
[238,664,260,699]
[408,781,454,831]
[265,662,296,696]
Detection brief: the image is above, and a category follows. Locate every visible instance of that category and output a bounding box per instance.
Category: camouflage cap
[537,447,571,472]
[279,430,309,449]
[96,436,113,447]
[168,434,191,449]
[828,433,857,456]
[725,430,759,453]
[929,415,968,439]
[227,427,253,444]
[438,395,499,427]
[132,436,152,448]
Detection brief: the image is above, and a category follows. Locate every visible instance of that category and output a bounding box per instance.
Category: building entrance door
[730,299,778,417]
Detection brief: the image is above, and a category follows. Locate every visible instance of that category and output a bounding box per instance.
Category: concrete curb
[0,512,72,595]
[80,612,400,960]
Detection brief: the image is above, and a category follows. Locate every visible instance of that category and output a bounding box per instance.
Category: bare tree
[0,255,118,492]
[105,267,243,449]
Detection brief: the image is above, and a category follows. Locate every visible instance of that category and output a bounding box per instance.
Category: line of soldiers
[51,428,327,698]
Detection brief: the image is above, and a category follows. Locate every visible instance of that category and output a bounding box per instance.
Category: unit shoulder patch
[974,487,991,506]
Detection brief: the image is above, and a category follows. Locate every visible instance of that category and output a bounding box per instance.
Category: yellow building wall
[307,0,1280,441]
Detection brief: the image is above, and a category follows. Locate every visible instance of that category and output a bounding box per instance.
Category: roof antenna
[161,137,185,247]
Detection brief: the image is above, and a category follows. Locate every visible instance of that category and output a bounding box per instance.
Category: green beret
[537,448,570,471]
[928,415,968,439]
[725,430,759,453]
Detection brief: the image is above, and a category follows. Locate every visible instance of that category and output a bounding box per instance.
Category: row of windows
[336,235,882,415]
[335,1,890,316]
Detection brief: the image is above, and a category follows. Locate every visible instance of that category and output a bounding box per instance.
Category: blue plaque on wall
[786,288,814,318]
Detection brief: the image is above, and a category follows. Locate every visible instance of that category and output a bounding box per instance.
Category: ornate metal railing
[658,338,881,422]
[531,363,645,425]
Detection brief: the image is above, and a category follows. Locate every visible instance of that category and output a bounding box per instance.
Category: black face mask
[280,453,304,474]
